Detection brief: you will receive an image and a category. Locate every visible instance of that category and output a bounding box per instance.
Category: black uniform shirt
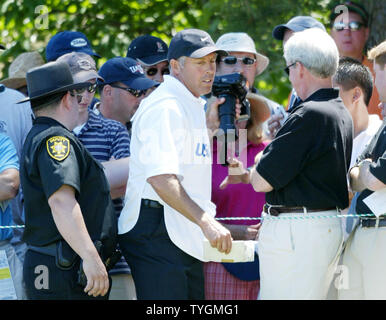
[20,117,117,255]
[257,88,353,209]
[356,122,386,216]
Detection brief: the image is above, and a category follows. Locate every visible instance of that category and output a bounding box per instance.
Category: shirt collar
[163,75,207,108]
[302,88,339,103]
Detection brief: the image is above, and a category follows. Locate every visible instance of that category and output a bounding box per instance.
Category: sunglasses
[332,21,364,32]
[110,85,147,98]
[284,62,297,76]
[69,91,83,104]
[145,67,170,77]
[220,56,256,66]
[75,83,98,95]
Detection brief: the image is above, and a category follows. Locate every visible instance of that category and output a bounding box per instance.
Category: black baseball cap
[127,35,168,66]
[46,31,101,62]
[167,28,227,61]
[329,1,369,26]
[98,57,158,90]
[272,16,326,40]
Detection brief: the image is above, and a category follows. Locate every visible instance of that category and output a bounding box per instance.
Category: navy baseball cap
[167,28,227,61]
[98,57,158,90]
[272,16,326,40]
[46,31,101,62]
[127,35,168,66]
[329,1,369,26]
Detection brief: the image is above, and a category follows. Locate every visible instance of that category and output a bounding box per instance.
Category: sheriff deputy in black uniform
[18,61,118,300]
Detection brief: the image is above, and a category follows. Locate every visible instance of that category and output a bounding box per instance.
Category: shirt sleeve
[257,111,318,189]
[111,124,131,159]
[0,134,19,173]
[369,149,386,184]
[37,136,81,199]
[136,103,186,180]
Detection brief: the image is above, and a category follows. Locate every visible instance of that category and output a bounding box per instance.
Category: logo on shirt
[46,136,70,161]
[195,143,209,157]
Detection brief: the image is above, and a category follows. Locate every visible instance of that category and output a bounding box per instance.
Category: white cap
[216,32,269,76]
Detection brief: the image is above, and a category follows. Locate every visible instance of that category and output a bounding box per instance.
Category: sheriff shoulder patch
[46,136,70,161]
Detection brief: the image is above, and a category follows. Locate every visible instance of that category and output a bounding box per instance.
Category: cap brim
[0,78,26,90]
[17,82,91,104]
[137,55,168,66]
[246,92,271,123]
[190,47,228,59]
[73,70,104,83]
[0,44,5,50]
[272,24,288,40]
[122,77,159,91]
[79,48,101,59]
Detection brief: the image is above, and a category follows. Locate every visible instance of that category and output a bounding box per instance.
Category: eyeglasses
[144,66,170,77]
[110,85,147,98]
[332,21,364,32]
[75,83,98,95]
[284,62,297,76]
[220,56,256,66]
[69,91,83,103]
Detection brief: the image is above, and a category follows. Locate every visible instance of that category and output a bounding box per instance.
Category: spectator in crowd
[56,51,135,300]
[118,28,232,299]
[339,40,386,300]
[45,30,100,62]
[221,28,353,299]
[329,1,381,118]
[268,16,327,137]
[97,57,158,132]
[127,35,169,83]
[204,31,273,300]
[19,61,117,299]
[0,51,44,96]
[0,132,24,300]
[214,32,284,142]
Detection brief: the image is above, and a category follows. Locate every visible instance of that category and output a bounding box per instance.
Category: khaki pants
[338,225,386,299]
[109,274,137,300]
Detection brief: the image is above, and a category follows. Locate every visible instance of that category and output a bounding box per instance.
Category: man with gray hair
[221,28,353,299]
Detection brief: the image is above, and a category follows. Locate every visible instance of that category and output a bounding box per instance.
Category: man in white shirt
[118,29,232,300]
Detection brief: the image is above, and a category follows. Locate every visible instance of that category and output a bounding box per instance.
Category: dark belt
[28,243,57,256]
[263,204,337,217]
[360,218,386,228]
[141,198,163,209]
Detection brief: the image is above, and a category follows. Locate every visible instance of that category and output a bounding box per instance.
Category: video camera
[212,72,250,141]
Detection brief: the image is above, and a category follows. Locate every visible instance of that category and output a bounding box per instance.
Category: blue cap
[272,16,326,40]
[127,35,168,66]
[46,31,101,62]
[167,28,227,61]
[98,57,158,90]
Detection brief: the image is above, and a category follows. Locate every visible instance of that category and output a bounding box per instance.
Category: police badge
[46,136,70,161]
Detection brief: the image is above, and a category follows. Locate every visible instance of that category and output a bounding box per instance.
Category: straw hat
[1,51,45,90]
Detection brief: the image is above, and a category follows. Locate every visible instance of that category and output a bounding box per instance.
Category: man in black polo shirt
[221,28,353,299]
[19,61,117,300]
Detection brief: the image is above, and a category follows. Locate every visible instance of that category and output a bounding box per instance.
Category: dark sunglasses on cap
[332,21,364,32]
[110,84,147,98]
[74,82,98,95]
[145,67,170,77]
[220,56,256,66]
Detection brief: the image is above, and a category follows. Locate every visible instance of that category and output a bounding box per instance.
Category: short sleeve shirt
[356,122,386,216]
[257,88,353,209]
[21,117,117,254]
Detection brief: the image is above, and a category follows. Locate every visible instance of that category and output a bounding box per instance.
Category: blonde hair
[368,41,386,69]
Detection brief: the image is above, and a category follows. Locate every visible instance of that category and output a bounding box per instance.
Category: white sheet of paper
[0,250,17,300]
[363,188,386,218]
[203,240,256,263]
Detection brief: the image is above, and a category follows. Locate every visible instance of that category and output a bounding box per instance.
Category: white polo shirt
[118,75,215,261]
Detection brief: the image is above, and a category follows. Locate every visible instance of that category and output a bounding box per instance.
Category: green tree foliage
[0,0,383,105]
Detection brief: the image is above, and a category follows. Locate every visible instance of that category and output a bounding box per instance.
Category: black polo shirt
[355,122,386,216]
[257,88,353,209]
[20,117,117,256]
